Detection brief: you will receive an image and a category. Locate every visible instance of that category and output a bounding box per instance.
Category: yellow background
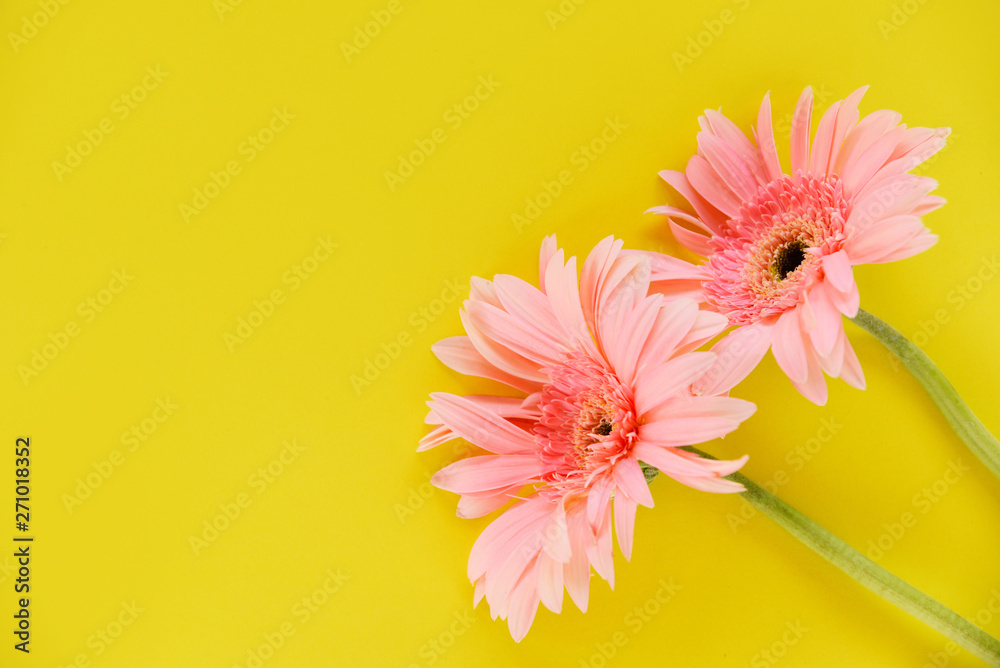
[1,0,999,665]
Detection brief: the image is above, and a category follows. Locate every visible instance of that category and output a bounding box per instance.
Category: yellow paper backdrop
[1,0,999,666]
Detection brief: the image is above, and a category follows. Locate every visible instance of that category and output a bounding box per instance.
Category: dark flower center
[771,240,808,280]
[593,418,614,436]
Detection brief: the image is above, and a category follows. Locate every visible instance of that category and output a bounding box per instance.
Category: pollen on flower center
[534,354,637,498]
[593,418,614,436]
[703,173,849,326]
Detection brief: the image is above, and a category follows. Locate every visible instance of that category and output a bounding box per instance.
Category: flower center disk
[771,239,808,280]
[534,354,638,500]
[703,173,849,326]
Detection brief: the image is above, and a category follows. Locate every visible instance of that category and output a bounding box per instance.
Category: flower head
[420,236,754,641]
[647,86,949,404]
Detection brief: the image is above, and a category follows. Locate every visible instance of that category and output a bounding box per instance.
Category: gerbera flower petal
[808,100,842,177]
[469,275,502,306]
[634,351,717,415]
[633,442,745,484]
[676,309,730,356]
[421,395,538,451]
[658,169,727,234]
[698,131,761,201]
[876,232,939,264]
[647,395,757,424]
[635,248,710,301]
[790,86,814,175]
[603,295,663,386]
[841,126,909,197]
[832,108,903,175]
[646,204,714,234]
[670,472,745,494]
[578,236,624,324]
[613,494,639,561]
[755,92,783,181]
[671,449,750,477]
[457,486,520,519]
[639,415,744,447]
[693,321,775,397]
[825,273,861,318]
[612,457,654,508]
[845,215,928,264]
[432,454,548,495]
[562,505,592,612]
[838,331,867,390]
[702,108,766,185]
[543,252,599,358]
[586,474,614,527]
[468,496,550,581]
[430,336,542,394]
[460,310,549,384]
[887,127,949,173]
[540,501,572,562]
[820,250,854,293]
[787,347,828,405]
[823,86,869,175]
[772,309,812,384]
[465,300,563,368]
[417,424,455,451]
[595,254,651,331]
[493,273,567,345]
[687,154,744,218]
[803,283,844,358]
[634,298,700,369]
[487,514,553,605]
[848,174,937,228]
[911,194,947,217]
[817,322,846,378]
[538,234,559,293]
[538,552,565,613]
[426,393,537,454]
[506,565,542,642]
[668,218,714,256]
[586,511,615,587]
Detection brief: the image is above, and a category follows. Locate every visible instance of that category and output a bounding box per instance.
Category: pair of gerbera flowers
[420,86,948,641]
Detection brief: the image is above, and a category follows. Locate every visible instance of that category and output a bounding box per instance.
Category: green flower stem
[643,451,1000,666]
[850,307,1000,480]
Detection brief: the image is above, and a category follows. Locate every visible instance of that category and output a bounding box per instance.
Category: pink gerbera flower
[420,236,755,641]
[647,86,949,404]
